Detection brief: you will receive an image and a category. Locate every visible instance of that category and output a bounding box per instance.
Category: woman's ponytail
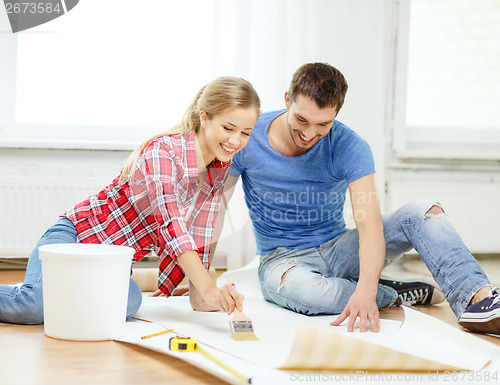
[119,77,260,185]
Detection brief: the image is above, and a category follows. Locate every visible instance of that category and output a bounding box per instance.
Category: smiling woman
[0,75,261,325]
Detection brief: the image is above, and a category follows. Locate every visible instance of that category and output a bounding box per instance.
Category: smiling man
[224,62,497,335]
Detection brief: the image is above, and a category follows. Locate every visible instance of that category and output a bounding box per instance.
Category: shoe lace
[398,288,429,305]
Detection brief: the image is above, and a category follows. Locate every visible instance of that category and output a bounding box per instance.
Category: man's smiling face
[285,93,337,154]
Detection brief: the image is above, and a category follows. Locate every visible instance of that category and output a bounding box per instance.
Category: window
[393,0,500,160]
[3,0,381,150]
[1,0,216,149]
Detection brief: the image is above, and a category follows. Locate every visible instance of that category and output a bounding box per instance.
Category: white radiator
[0,176,254,270]
[0,177,107,257]
[2,177,498,263]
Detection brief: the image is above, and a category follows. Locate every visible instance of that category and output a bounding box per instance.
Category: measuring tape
[169,337,251,384]
[169,336,197,351]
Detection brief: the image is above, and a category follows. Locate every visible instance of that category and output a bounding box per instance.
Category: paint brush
[227,278,259,341]
[230,309,259,341]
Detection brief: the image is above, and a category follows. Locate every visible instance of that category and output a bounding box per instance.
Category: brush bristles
[231,331,259,341]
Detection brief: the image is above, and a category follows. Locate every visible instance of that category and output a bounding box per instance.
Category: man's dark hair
[288,62,348,110]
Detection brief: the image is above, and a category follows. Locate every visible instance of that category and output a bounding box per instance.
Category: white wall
[12,2,500,266]
[1,1,396,267]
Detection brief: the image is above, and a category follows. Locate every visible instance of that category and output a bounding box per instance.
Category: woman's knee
[0,293,44,325]
[20,301,44,324]
[126,279,142,320]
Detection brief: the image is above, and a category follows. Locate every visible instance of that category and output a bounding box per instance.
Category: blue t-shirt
[230,109,375,255]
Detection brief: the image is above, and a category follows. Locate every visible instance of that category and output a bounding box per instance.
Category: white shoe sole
[459,312,500,335]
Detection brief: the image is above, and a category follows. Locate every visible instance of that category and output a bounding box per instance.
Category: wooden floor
[1,269,500,385]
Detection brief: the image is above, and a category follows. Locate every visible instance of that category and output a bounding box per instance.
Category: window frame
[391,0,500,161]
[0,13,144,150]
[0,2,214,151]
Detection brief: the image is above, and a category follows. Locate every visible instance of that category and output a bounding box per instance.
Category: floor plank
[0,322,224,385]
[2,264,500,384]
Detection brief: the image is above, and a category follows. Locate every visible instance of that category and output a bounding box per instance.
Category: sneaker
[380,278,445,306]
[458,287,500,335]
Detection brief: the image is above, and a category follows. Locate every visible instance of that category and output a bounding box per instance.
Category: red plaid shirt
[63,132,230,296]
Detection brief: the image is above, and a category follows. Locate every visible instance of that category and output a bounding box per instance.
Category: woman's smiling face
[199,107,258,164]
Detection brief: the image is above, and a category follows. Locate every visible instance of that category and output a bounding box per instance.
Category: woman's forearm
[176,250,215,297]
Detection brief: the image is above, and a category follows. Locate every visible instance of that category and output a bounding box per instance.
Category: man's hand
[329,289,380,332]
[335,174,384,333]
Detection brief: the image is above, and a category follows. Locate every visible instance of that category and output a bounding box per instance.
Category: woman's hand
[191,280,244,314]
[189,279,218,311]
[177,250,244,314]
[204,281,244,314]
[149,285,189,297]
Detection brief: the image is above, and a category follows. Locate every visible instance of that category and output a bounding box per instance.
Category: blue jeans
[0,217,142,325]
[258,201,490,318]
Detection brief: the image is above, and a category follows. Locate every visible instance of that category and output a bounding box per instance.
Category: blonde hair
[119,76,260,184]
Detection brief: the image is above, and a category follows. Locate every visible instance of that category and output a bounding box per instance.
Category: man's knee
[398,201,445,221]
[277,266,327,298]
[279,266,296,288]
[425,204,444,216]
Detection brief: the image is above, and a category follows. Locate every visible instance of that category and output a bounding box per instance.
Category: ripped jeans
[258,201,490,318]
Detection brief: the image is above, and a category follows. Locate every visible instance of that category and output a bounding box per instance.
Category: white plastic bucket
[38,243,134,341]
